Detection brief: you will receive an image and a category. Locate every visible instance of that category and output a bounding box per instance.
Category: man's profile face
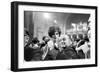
[24,35,29,46]
[44,36,50,43]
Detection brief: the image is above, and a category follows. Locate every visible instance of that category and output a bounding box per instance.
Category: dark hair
[48,26,61,38]
[77,40,85,47]
[42,36,50,44]
[76,39,80,43]
[24,30,30,36]
[32,37,39,44]
[42,36,46,41]
[84,37,89,42]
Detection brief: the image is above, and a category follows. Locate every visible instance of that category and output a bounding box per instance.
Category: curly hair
[48,26,61,38]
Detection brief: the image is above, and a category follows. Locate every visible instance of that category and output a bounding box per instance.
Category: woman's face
[54,31,59,39]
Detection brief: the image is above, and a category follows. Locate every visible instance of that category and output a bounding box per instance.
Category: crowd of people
[24,26,90,61]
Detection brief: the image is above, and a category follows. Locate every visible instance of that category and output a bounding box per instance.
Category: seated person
[56,35,78,60]
[24,36,42,61]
